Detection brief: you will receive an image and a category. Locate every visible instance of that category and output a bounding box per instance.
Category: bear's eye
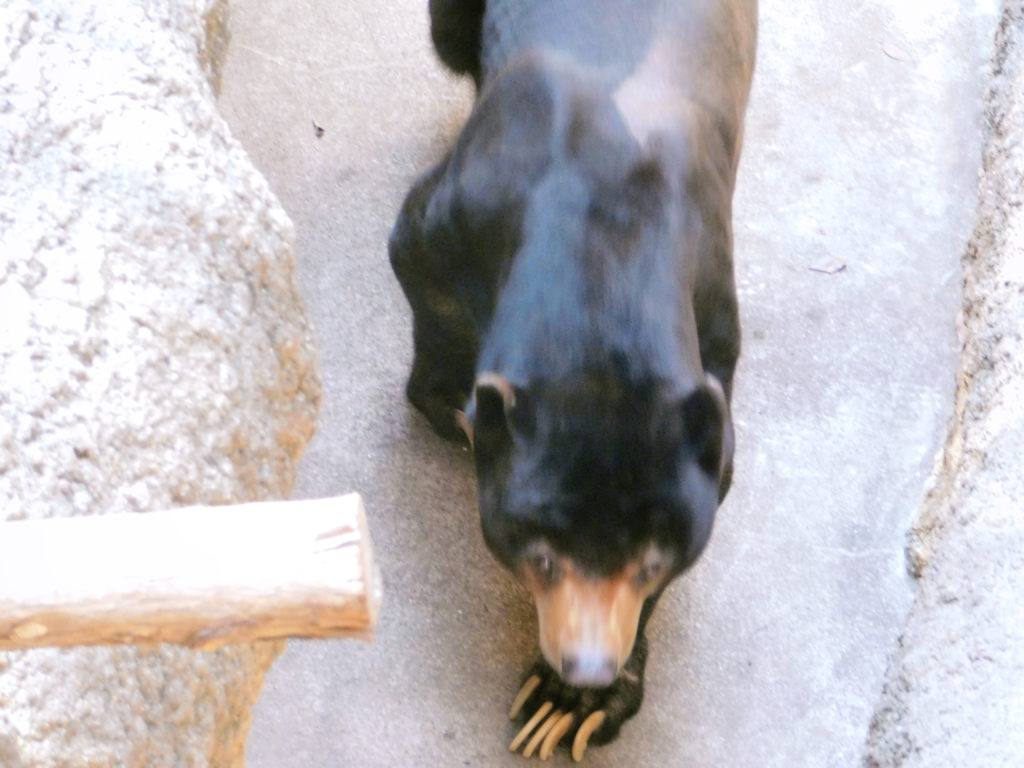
[528,552,560,586]
[635,561,664,589]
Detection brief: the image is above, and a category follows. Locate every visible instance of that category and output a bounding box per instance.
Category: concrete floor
[217,1,998,765]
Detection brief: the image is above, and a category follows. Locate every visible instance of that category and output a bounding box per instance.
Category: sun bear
[389,0,756,758]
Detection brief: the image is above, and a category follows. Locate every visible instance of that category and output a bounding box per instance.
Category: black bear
[389,0,756,759]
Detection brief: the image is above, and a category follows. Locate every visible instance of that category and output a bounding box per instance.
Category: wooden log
[0,494,381,651]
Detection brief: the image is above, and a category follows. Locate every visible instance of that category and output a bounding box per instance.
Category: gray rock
[0,0,320,765]
[864,2,1024,765]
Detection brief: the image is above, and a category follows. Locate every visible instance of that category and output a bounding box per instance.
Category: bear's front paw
[506,647,645,761]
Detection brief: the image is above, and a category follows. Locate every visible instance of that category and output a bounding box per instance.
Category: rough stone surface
[864,3,1024,765]
[0,0,321,766]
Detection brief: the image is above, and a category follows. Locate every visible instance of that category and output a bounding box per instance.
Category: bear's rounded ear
[472,372,517,457]
[680,374,730,478]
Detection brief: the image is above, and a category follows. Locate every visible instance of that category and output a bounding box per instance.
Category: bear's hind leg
[405,306,477,443]
[390,162,479,443]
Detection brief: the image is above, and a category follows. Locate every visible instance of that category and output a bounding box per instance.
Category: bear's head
[466,369,732,688]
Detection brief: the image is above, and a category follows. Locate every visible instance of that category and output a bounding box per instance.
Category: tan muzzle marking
[529,566,646,687]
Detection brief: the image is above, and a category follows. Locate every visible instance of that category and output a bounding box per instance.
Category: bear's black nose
[561,652,617,688]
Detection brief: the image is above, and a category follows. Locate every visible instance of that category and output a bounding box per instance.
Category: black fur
[428,0,485,86]
[390,0,756,753]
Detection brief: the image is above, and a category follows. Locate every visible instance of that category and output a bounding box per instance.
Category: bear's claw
[509,701,553,752]
[571,711,606,761]
[509,699,603,762]
[542,712,576,759]
[522,707,562,757]
[509,675,542,719]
